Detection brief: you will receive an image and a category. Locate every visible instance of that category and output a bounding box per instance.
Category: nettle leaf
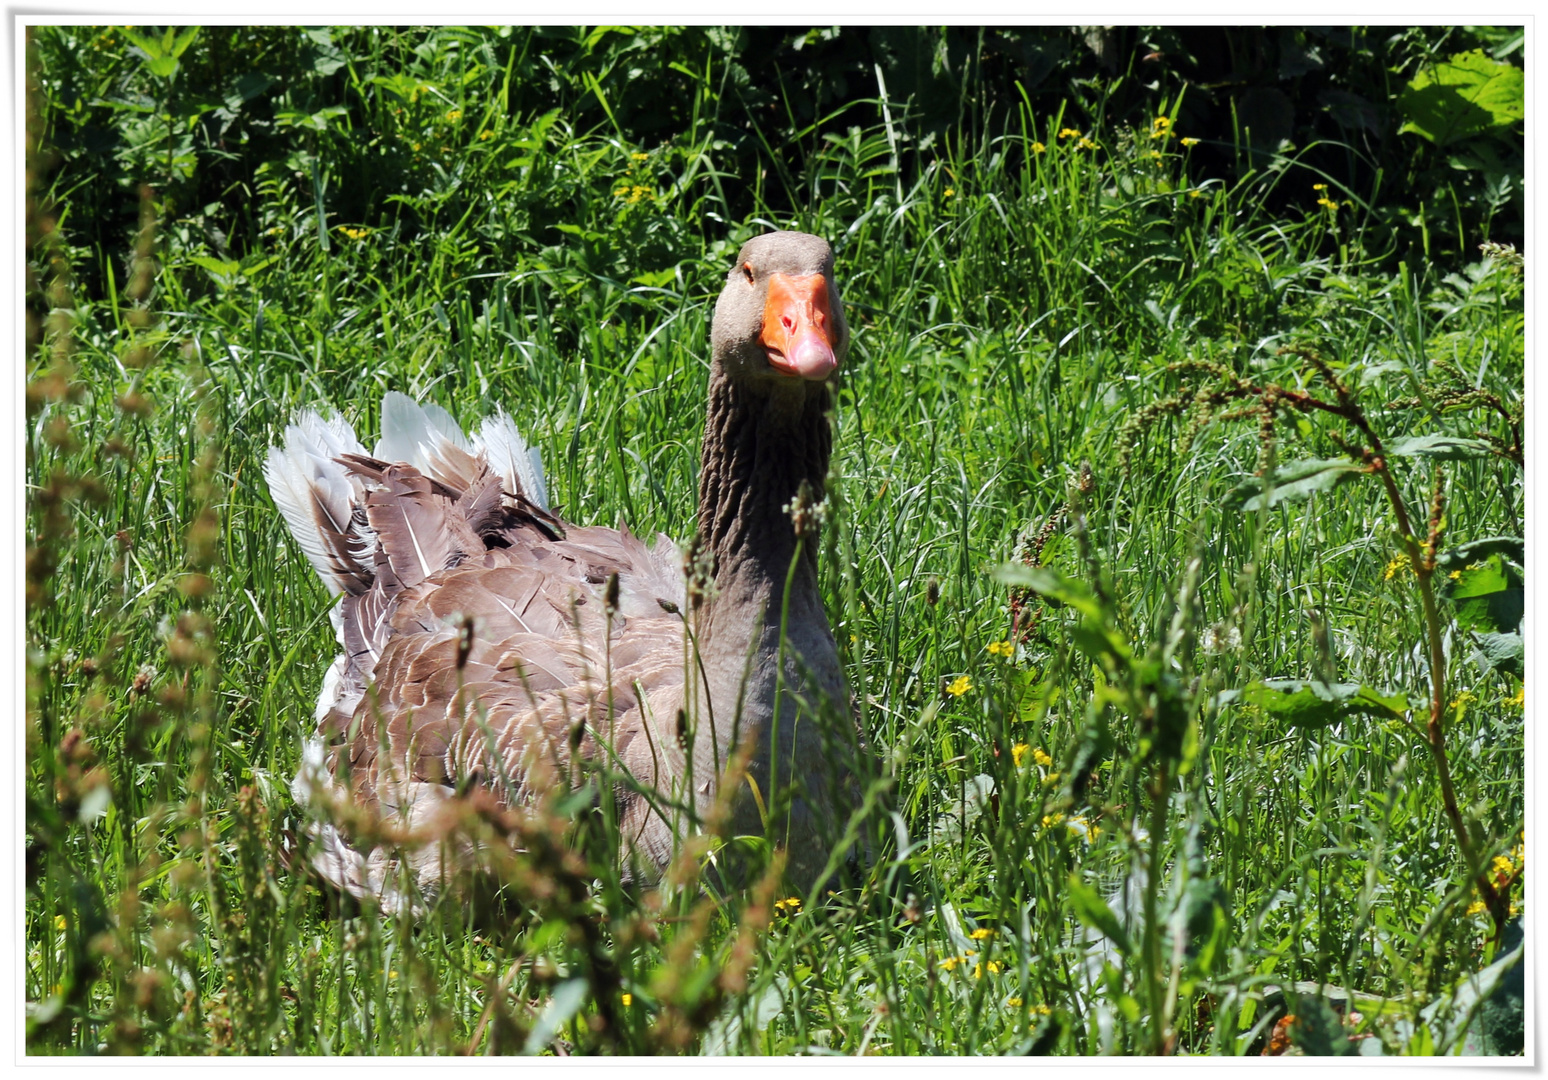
[1469,632,1524,679]
[1399,50,1524,147]
[1385,434,1496,460]
[1228,458,1363,511]
[1216,680,1409,729]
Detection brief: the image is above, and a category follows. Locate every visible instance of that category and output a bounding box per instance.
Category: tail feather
[264,411,375,596]
[473,410,549,510]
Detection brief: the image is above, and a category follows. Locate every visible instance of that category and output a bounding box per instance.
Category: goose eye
[742,263,755,284]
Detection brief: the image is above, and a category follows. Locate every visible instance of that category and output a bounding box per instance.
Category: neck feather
[697,371,832,599]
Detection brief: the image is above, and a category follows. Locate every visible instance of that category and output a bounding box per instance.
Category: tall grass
[26,26,1523,1055]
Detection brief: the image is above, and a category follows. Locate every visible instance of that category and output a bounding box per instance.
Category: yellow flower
[1313,182,1328,191]
[1041,812,1065,829]
[1030,1003,1052,1016]
[1507,685,1524,708]
[445,108,462,122]
[1317,197,1338,210]
[479,130,493,141]
[773,896,802,913]
[972,961,1002,978]
[388,970,398,981]
[1153,115,1171,131]
[1012,743,1030,768]
[944,187,955,198]
[631,152,649,163]
[337,226,372,241]
[987,640,1013,657]
[1058,127,1081,140]
[622,992,633,1006]
[1076,137,1098,151]
[1030,141,1046,153]
[54,915,67,931]
[1492,855,1514,877]
[947,676,972,697]
[940,956,963,971]
[1149,150,1162,160]
[1007,997,1022,1008]
[1466,898,1487,916]
[626,185,653,204]
[1188,189,1202,198]
[969,927,993,940]
[1449,569,1463,580]
[1181,137,1200,147]
[1032,748,1053,768]
[1384,555,1409,580]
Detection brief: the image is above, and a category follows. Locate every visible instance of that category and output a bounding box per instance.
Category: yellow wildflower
[1188,189,1202,199]
[969,927,993,940]
[622,992,633,1006]
[1449,569,1463,580]
[388,970,398,981]
[1042,771,1061,787]
[1466,898,1487,916]
[1150,116,1171,139]
[1058,127,1081,140]
[445,108,462,122]
[947,676,972,697]
[54,915,67,930]
[1181,137,1200,147]
[1012,743,1030,768]
[1031,141,1046,153]
[626,185,653,204]
[631,152,649,163]
[972,961,1002,978]
[1491,855,1514,878]
[1007,997,1022,1008]
[987,640,1013,657]
[773,896,802,913]
[337,226,372,241]
[479,130,493,141]
[1041,812,1065,829]
[1033,748,1053,768]
[944,187,955,198]
[1384,555,1409,580]
[1076,137,1098,151]
[940,956,963,971]
[1149,150,1162,160]
[1317,197,1338,209]
[1030,1003,1052,1016]
[1313,182,1327,191]
[1507,685,1524,708]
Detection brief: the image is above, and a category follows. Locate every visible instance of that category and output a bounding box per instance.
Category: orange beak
[760,272,838,380]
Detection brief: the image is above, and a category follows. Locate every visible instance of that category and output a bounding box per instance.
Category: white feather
[263,411,372,596]
[472,409,549,510]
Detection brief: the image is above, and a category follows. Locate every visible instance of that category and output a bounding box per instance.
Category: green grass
[26,25,1524,1056]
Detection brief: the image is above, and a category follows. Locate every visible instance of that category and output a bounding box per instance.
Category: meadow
[24,26,1524,1055]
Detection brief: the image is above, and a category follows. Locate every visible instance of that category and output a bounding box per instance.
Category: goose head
[711,231,849,386]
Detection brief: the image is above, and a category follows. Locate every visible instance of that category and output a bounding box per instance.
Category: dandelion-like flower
[947,675,972,697]
[479,130,493,141]
[1058,127,1081,140]
[1181,137,1200,147]
[969,927,993,940]
[631,152,649,163]
[987,640,1013,657]
[1150,115,1172,139]
[1012,743,1030,768]
[1383,555,1409,580]
[445,108,462,122]
[944,187,955,198]
[1033,748,1053,768]
[1031,141,1046,153]
[1076,137,1098,151]
[940,956,964,972]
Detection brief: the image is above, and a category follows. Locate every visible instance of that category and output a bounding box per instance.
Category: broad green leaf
[1444,552,1523,635]
[1399,50,1524,146]
[170,25,200,59]
[1385,434,1495,460]
[1229,458,1363,511]
[1439,536,1523,571]
[1217,680,1408,728]
[1067,875,1132,957]
[992,564,1104,620]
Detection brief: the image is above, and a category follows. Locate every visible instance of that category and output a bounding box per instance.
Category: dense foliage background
[26,25,1524,1056]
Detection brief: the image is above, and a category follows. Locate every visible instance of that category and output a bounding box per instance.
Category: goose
[265,230,859,912]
